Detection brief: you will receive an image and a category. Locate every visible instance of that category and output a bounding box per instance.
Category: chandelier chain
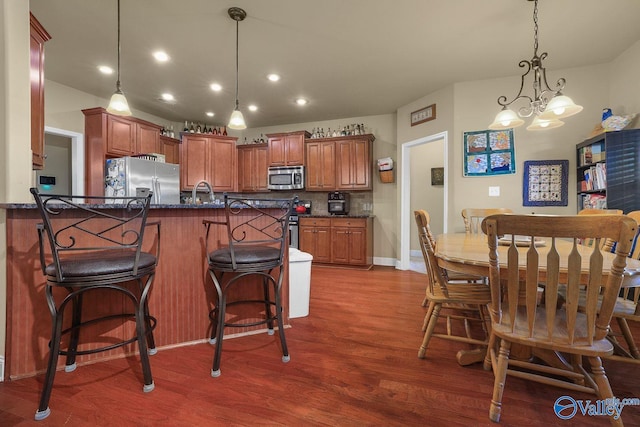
[533,0,539,55]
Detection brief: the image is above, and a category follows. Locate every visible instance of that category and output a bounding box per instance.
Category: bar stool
[30,188,160,421]
[203,194,296,377]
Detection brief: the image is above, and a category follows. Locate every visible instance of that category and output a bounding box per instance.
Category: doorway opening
[42,126,84,195]
[399,131,448,270]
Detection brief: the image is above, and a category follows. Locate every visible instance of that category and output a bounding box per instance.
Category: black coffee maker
[328,192,350,215]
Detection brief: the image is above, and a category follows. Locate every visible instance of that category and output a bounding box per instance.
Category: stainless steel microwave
[267,166,305,190]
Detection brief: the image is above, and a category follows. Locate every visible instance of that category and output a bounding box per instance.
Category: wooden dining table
[434,232,640,366]
[436,233,640,282]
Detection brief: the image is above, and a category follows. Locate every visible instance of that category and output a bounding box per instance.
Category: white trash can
[288,248,313,318]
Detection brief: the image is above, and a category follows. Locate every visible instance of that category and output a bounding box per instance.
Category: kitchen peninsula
[1,202,291,380]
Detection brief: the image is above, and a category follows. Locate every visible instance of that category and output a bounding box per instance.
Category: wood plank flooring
[0,266,639,426]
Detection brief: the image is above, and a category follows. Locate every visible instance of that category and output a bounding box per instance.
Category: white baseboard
[410,249,421,257]
[0,356,4,382]
[373,257,396,267]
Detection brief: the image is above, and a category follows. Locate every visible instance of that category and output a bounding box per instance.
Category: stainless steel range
[288,200,311,249]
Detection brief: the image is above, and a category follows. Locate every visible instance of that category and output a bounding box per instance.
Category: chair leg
[263,276,274,334]
[483,332,497,371]
[139,275,157,355]
[421,295,428,307]
[208,271,223,345]
[588,356,624,427]
[616,317,640,359]
[418,303,441,359]
[135,287,154,393]
[489,339,511,423]
[211,291,227,378]
[64,292,83,372]
[422,300,435,332]
[35,289,64,421]
[274,275,290,362]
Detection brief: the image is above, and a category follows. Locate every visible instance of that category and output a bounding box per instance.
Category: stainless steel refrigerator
[105,157,180,204]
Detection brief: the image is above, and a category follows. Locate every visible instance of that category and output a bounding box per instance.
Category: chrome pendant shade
[106,0,132,116]
[227,7,247,130]
[488,0,581,130]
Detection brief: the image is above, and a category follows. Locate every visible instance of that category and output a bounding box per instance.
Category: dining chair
[461,208,513,235]
[417,209,486,312]
[481,213,636,425]
[30,188,160,421]
[592,210,640,363]
[203,194,296,377]
[414,210,491,364]
[577,208,623,251]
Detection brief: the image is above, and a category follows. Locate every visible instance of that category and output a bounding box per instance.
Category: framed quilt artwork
[463,129,516,176]
[523,160,569,206]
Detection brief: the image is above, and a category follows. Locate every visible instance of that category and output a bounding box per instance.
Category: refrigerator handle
[154,176,161,204]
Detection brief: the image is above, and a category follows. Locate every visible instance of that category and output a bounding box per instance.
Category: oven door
[289,223,299,249]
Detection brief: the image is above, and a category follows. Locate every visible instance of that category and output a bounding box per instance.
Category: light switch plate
[489,186,500,197]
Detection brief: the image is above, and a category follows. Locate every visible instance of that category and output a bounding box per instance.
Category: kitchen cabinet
[576,129,640,213]
[266,131,310,166]
[30,13,51,170]
[306,141,336,190]
[159,135,180,164]
[299,217,372,267]
[237,143,269,192]
[181,133,237,191]
[336,137,372,190]
[305,134,374,191]
[83,107,164,195]
[330,218,372,266]
[299,218,331,263]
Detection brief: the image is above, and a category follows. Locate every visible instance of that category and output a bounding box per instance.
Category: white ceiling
[29,0,640,128]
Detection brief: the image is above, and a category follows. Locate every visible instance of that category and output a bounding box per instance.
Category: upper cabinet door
[136,123,160,154]
[30,13,51,170]
[107,115,136,156]
[285,134,305,166]
[181,135,210,190]
[267,136,286,166]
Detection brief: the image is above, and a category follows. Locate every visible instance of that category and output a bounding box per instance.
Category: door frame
[44,126,84,195]
[398,131,448,270]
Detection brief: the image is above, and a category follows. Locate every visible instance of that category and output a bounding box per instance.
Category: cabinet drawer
[331,218,366,228]
[299,217,331,227]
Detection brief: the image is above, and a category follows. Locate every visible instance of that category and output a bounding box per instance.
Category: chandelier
[106,0,132,116]
[488,0,582,131]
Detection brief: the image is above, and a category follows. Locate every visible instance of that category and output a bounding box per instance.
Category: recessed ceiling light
[206,112,215,117]
[153,51,170,62]
[161,93,175,101]
[210,83,222,92]
[248,105,258,112]
[98,65,113,74]
[295,98,308,106]
[267,74,280,82]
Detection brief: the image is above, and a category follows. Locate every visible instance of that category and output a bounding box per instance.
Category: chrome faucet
[192,180,214,204]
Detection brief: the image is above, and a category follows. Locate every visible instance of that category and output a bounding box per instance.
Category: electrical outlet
[489,186,500,197]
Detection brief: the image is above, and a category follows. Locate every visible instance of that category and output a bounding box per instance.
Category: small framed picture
[431,167,444,185]
[411,104,436,126]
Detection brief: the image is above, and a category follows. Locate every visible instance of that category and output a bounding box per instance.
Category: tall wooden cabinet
[237,143,269,192]
[30,13,51,170]
[266,131,310,166]
[180,133,237,191]
[83,108,163,195]
[576,129,640,213]
[305,134,374,191]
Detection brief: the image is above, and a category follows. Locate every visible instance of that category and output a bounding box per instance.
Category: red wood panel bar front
[4,206,290,380]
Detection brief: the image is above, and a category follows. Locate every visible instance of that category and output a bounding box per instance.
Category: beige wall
[610,39,640,119]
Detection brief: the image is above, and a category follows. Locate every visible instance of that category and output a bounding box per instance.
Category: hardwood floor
[1,266,639,426]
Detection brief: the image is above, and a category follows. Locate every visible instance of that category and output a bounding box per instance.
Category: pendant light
[227,7,247,130]
[106,0,132,116]
[488,0,582,130]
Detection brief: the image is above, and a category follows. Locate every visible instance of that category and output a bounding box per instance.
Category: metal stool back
[30,188,160,421]
[203,194,296,377]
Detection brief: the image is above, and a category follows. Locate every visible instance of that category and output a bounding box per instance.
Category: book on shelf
[582,193,607,209]
[591,142,605,162]
[582,163,607,191]
[580,146,593,166]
